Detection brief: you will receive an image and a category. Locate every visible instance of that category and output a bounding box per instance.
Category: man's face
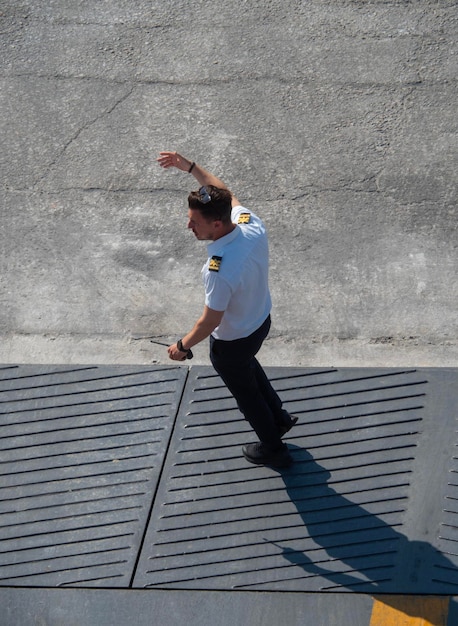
[187,208,218,241]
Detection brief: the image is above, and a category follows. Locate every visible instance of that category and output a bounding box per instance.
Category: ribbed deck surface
[0,364,186,587]
[1,365,457,596]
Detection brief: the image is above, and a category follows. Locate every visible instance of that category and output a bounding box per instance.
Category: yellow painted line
[370,596,449,626]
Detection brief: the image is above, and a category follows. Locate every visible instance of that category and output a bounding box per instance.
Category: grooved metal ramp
[1,365,458,600]
[0,364,187,587]
[133,366,458,595]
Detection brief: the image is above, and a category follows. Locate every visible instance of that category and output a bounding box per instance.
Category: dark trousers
[209,315,284,447]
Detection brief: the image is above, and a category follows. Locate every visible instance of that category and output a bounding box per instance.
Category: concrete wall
[1,1,457,366]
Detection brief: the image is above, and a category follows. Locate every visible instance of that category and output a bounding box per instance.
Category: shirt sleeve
[231,205,252,224]
[231,205,266,230]
[204,271,232,312]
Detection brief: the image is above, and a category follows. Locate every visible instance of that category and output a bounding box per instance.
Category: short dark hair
[188,186,232,224]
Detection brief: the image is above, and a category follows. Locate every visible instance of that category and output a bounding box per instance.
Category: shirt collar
[207,224,240,255]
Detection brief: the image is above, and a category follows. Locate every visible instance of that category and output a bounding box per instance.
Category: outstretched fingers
[157,151,176,168]
[157,150,190,171]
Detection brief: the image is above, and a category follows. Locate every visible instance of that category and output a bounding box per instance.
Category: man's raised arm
[157,150,240,207]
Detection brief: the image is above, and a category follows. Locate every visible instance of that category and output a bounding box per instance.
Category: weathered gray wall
[1,1,457,366]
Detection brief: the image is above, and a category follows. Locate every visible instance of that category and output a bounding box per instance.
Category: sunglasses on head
[199,186,211,204]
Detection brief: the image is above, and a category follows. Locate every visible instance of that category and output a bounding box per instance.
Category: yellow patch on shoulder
[237,212,251,224]
[209,255,222,272]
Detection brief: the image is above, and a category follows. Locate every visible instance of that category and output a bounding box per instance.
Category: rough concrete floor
[1,1,457,367]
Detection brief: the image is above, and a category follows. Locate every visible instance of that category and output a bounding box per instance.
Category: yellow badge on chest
[209,255,222,272]
[238,212,251,224]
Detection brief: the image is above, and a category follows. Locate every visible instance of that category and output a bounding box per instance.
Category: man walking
[158,150,296,468]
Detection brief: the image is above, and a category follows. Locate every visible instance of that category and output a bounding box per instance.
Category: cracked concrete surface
[1,0,457,367]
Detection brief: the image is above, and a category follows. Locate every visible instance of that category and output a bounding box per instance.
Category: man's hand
[167,306,224,362]
[157,151,192,173]
[168,343,188,361]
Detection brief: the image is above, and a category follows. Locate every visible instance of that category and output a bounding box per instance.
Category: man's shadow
[271,445,458,617]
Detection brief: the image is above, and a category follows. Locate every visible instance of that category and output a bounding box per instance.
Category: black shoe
[242,442,293,468]
[278,414,298,437]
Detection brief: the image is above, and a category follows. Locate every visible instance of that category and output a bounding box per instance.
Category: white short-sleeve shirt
[203,205,272,340]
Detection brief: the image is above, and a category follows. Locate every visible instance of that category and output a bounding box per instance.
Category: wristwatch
[177,339,193,359]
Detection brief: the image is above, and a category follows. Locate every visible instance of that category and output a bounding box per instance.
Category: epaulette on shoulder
[237,212,251,224]
[209,255,222,272]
